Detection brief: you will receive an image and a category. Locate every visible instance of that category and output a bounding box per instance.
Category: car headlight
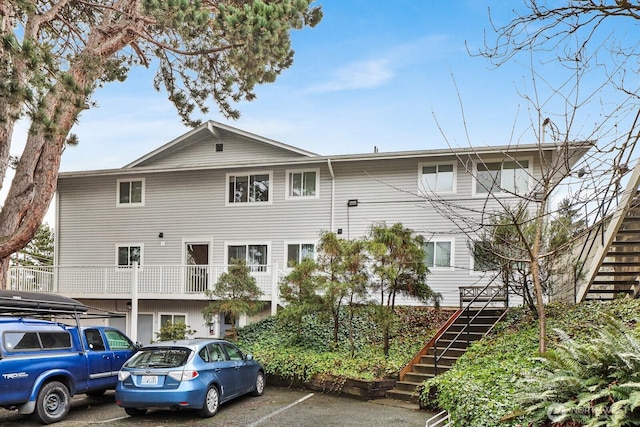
[168,370,199,381]
[118,371,131,381]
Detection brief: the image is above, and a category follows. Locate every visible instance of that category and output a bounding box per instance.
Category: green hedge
[237,306,453,382]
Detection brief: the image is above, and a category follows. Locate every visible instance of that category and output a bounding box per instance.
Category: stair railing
[574,108,640,301]
[432,281,507,375]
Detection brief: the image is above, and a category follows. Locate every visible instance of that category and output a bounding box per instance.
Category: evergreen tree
[278,257,322,340]
[473,199,585,315]
[368,222,441,356]
[0,0,322,286]
[12,223,54,266]
[202,259,264,340]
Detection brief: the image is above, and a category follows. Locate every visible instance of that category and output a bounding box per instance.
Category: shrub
[237,306,452,383]
[517,318,640,426]
[420,300,640,427]
[155,321,195,341]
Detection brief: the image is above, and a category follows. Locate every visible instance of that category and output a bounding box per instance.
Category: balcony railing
[9,264,283,303]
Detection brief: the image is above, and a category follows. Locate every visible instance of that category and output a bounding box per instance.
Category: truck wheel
[33,381,71,424]
[124,407,147,417]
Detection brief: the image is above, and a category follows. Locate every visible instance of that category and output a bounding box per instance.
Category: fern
[517,317,640,426]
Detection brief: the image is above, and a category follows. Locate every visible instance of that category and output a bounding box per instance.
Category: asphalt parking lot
[0,386,431,427]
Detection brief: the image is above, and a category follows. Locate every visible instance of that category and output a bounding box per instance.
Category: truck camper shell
[0,290,120,319]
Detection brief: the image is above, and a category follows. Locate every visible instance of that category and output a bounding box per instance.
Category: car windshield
[125,347,191,368]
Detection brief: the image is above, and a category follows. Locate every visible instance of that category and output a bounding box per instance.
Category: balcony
[9,264,283,302]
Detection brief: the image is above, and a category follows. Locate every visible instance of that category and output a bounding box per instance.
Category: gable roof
[58,140,594,179]
[123,120,318,168]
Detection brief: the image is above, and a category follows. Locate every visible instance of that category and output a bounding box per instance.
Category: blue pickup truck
[0,291,138,424]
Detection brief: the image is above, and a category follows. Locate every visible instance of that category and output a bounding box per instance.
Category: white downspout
[327,159,335,232]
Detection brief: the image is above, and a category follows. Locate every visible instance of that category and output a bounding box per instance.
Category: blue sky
[13,1,636,174]
[41,1,530,172]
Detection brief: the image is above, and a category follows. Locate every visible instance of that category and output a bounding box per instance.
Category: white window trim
[284,241,317,268]
[158,312,188,329]
[115,243,144,267]
[418,161,457,195]
[469,238,501,276]
[472,156,533,197]
[424,237,455,272]
[181,237,214,265]
[116,177,145,207]
[225,171,273,206]
[285,168,320,200]
[224,241,271,274]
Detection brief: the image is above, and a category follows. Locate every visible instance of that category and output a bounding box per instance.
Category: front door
[186,243,210,292]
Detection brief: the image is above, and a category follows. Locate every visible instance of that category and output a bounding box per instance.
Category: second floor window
[117,245,141,266]
[117,179,144,206]
[420,163,454,193]
[472,241,499,272]
[228,173,270,203]
[476,160,529,194]
[288,170,318,198]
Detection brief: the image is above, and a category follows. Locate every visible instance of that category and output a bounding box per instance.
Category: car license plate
[141,375,158,385]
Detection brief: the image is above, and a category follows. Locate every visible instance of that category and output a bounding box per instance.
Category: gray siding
[57,151,543,307]
[57,163,333,267]
[134,130,309,168]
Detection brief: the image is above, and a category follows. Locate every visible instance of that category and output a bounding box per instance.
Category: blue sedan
[115,339,265,418]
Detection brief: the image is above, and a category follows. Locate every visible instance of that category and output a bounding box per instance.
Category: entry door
[186,243,210,292]
[137,314,153,345]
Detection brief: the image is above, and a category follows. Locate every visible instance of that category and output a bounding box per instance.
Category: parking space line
[247,393,315,427]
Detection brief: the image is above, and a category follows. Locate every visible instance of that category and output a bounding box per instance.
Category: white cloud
[307,58,395,93]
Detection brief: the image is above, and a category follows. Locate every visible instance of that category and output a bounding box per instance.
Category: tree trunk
[0,10,142,288]
[531,197,548,354]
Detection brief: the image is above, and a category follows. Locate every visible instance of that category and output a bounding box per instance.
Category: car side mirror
[246,354,254,361]
[135,342,143,350]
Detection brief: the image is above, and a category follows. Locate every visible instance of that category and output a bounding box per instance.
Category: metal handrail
[433,279,506,375]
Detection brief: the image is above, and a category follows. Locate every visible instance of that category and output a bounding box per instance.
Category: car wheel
[198,385,219,418]
[250,371,265,397]
[33,381,71,424]
[124,407,148,417]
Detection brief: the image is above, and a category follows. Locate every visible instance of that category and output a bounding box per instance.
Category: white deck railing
[9,264,283,303]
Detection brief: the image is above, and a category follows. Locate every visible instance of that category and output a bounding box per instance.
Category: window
[420,163,454,193]
[5,331,71,351]
[476,160,529,195]
[117,178,145,206]
[227,244,268,272]
[160,314,186,328]
[287,169,319,198]
[104,329,135,350]
[85,329,106,351]
[472,241,500,272]
[222,342,244,361]
[117,245,141,266]
[424,240,453,268]
[287,243,315,266]
[227,172,271,203]
[200,343,225,362]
